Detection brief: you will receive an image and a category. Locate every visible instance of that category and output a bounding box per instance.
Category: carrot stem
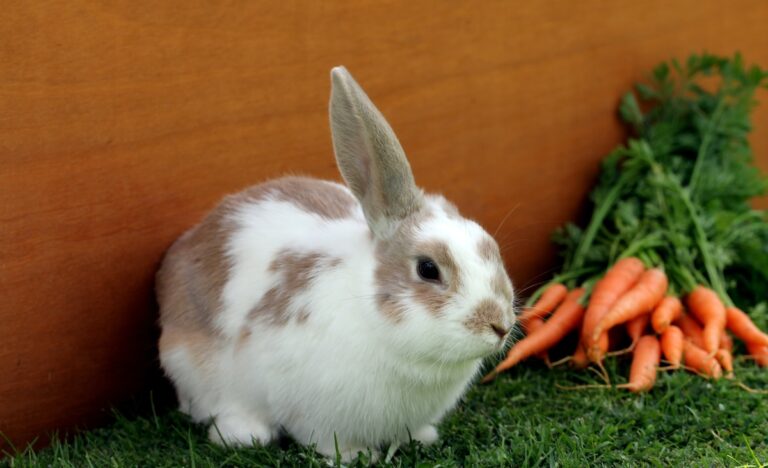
[688,97,726,196]
[673,178,732,306]
[569,169,636,271]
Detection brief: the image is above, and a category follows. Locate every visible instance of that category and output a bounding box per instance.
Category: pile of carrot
[482,257,768,392]
[483,55,768,392]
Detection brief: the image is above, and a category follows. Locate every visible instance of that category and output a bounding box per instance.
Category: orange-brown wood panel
[2,0,768,450]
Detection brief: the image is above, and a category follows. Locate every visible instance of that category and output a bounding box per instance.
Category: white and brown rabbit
[156,67,516,461]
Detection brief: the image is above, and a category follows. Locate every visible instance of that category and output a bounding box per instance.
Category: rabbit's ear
[329,66,423,238]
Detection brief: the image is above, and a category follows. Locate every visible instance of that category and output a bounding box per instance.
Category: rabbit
[155,66,516,461]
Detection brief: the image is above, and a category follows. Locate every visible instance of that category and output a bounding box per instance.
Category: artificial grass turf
[4,362,767,467]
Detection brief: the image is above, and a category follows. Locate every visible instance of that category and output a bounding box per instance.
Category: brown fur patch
[241,176,357,220]
[156,196,241,378]
[236,328,252,349]
[158,326,216,370]
[464,298,505,335]
[248,250,342,325]
[492,269,514,303]
[477,236,502,263]
[156,204,237,334]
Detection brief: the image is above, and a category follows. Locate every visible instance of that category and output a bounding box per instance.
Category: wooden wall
[2,0,768,450]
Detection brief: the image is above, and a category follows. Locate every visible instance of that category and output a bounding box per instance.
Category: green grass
[4,361,768,467]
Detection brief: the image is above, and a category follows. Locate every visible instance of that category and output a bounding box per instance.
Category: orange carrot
[626,313,650,348]
[747,342,768,367]
[715,349,734,377]
[570,343,589,369]
[683,340,723,379]
[582,257,645,362]
[483,288,585,382]
[660,325,684,369]
[651,296,683,334]
[619,335,660,392]
[675,313,705,349]
[714,328,734,377]
[586,331,611,364]
[686,286,726,354]
[524,315,545,334]
[525,316,549,360]
[518,283,568,328]
[720,331,734,352]
[592,268,668,344]
[725,306,768,347]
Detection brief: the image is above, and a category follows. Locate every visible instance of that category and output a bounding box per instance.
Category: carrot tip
[480,371,498,384]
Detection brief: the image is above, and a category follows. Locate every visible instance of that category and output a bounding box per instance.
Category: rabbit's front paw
[411,424,439,445]
[208,412,275,447]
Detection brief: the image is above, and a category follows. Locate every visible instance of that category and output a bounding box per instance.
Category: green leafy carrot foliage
[550,53,768,315]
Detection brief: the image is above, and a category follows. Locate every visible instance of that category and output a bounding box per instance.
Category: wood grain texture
[2,0,768,449]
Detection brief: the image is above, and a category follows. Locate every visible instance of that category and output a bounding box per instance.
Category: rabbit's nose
[490,323,510,340]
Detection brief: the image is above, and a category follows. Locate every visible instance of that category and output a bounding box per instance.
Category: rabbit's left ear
[329,66,423,239]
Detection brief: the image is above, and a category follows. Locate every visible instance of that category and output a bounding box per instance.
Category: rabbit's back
[156,176,370,371]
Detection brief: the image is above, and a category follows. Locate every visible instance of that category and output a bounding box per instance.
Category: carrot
[524,315,545,334]
[725,306,768,347]
[626,313,650,348]
[675,313,705,349]
[592,268,668,344]
[586,332,611,364]
[518,283,568,328]
[549,340,590,369]
[686,286,726,354]
[683,340,723,379]
[582,257,645,362]
[651,296,683,334]
[483,288,585,382]
[570,343,590,369]
[618,335,660,392]
[747,342,768,367]
[715,329,734,377]
[660,325,684,369]
[525,316,549,360]
[715,349,734,377]
[720,331,734,352]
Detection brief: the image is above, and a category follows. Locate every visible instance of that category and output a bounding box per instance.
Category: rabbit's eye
[417,258,441,283]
